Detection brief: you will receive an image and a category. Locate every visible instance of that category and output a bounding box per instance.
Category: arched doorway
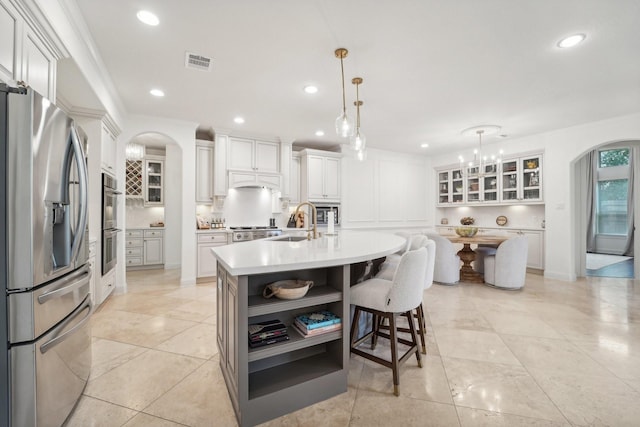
[574,141,640,279]
[123,132,183,276]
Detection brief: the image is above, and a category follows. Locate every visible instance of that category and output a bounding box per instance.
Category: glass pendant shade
[356,148,367,162]
[335,113,355,138]
[349,130,366,151]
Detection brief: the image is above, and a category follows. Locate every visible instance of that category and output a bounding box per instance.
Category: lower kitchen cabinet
[197,231,229,279]
[506,229,544,271]
[125,228,164,269]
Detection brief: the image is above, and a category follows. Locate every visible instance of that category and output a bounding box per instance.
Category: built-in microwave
[316,205,339,225]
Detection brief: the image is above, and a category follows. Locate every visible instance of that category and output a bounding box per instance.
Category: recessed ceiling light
[149,88,164,97]
[304,85,318,94]
[420,143,429,148]
[315,130,325,137]
[234,117,245,124]
[137,10,159,26]
[557,34,585,48]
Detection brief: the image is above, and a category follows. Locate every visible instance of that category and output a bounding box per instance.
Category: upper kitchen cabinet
[144,157,164,206]
[436,151,543,206]
[300,149,341,203]
[501,153,543,203]
[101,123,116,173]
[196,139,214,204]
[228,137,279,173]
[289,152,301,204]
[0,0,58,101]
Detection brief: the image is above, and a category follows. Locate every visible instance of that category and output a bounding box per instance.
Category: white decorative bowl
[263,280,314,300]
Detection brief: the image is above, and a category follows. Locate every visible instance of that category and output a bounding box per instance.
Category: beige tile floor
[65,269,640,427]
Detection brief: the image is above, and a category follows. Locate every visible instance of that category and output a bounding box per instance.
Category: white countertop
[211,230,406,276]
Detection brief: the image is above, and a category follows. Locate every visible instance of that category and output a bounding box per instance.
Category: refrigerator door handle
[37,265,91,304]
[40,295,92,354]
[69,123,89,264]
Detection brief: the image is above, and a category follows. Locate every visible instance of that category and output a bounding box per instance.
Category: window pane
[599,148,629,167]
[596,179,628,235]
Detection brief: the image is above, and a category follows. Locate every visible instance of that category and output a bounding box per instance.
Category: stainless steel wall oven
[101,173,121,276]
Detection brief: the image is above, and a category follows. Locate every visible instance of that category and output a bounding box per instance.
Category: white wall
[431,112,640,281]
[115,115,198,289]
[341,147,432,229]
[164,144,183,269]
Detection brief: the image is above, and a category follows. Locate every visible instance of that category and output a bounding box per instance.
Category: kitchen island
[211,231,405,427]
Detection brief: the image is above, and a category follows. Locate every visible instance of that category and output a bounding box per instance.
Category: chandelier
[458,125,503,177]
[334,48,354,138]
[126,142,145,160]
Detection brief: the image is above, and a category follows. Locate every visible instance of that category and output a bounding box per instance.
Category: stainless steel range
[230,226,282,242]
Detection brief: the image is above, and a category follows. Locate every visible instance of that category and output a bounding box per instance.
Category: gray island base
[212,231,405,426]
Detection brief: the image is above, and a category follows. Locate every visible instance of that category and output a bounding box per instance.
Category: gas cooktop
[229,226,279,230]
[230,227,282,242]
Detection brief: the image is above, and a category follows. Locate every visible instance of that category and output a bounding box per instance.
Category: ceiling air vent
[185,52,213,71]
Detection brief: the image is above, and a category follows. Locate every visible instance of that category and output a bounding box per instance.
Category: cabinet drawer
[126,238,143,247]
[198,233,228,243]
[126,257,143,266]
[126,247,143,257]
[125,230,143,238]
[144,229,164,238]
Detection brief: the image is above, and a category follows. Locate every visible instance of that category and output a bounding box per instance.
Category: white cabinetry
[289,152,300,204]
[143,230,164,264]
[436,152,543,206]
[196,140,214,204]
[197,232,229,279]
[501,154,543,203]
[0,0,57,101]
[506,229,544,270]
[228,137,279,173]
[99,271,115,305]
[101,123,116,173]
[144,158,164,206]
[300,149,341,203]
[125,229,164,269]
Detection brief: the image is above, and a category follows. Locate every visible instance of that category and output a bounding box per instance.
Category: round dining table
[446,235,509,283]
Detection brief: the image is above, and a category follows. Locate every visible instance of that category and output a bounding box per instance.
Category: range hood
[228,171,281,191]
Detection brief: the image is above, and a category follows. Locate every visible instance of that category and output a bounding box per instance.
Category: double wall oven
[102,173,121,275]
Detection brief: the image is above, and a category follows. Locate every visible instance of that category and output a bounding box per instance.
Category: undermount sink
[272,236,308,242]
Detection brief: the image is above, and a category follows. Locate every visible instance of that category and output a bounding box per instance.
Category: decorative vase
[455,226,478,237]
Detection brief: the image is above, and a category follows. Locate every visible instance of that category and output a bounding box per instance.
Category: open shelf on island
[248,328,342,362]
[248,353,342,400]
[248,285,342,317]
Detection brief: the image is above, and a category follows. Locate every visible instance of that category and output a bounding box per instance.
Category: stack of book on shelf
[293,310,342,337]
[249,319,289,348]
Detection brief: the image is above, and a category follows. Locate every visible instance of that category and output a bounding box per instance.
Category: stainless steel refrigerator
[1,83,92,427]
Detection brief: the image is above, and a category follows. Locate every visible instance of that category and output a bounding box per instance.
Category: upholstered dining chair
[425,233,460,285]
[350,247,427,396]
[484,235,528,289]
[473,230,508,274]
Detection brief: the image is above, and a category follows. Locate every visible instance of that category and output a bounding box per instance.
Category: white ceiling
[67,0,640,155]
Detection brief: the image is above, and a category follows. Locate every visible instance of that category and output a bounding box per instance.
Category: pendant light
[349,77,366,155]
[334,48,354,138]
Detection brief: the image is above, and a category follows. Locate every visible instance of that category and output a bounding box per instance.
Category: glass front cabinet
[144,159,164,206]
[436,152,542,205]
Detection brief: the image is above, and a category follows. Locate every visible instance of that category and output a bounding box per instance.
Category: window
[599,148,629,167]
[596,148,630,235]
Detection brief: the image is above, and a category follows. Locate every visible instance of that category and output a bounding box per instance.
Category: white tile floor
[65,269,640,426]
